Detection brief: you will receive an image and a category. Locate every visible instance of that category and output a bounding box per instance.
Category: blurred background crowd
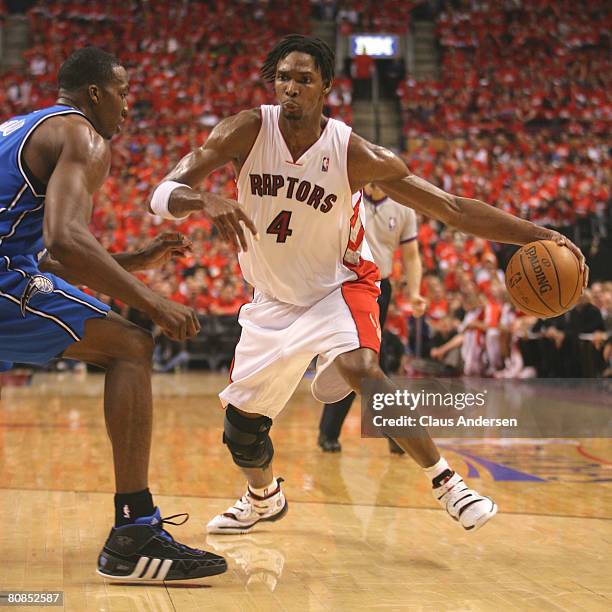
[1,0,610,376]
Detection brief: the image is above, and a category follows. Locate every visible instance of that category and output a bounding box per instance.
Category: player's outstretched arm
[147,109,260,251]
[112,232,192,271]
[40,231,192,278]
[347,134,587,279]
[43,121,200,340]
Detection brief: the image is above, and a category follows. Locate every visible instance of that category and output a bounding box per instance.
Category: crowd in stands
[389,0,610,377]
[396,0,610,241]
[1,0,609,375]
[397,0,609,237]
[403,133,609,247]
[399,0,610,137]
[333,0,417,34]
[311,0,418,33]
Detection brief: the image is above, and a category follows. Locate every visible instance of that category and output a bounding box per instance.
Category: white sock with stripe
[249,478,278,498]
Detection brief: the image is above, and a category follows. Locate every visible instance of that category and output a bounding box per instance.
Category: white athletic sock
[249,478,278,498]
[423,457,452,484]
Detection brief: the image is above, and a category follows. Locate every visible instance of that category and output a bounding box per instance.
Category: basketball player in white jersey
[148,35,586,535]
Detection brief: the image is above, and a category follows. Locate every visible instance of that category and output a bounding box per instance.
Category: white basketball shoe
[207,478,288,534]
[433,471,497,531]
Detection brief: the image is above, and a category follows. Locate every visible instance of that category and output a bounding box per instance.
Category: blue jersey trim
[52,288,108,315]
[0,200,44,245]
[16,108,86,198]
[1,255,28,278]
[0,182,27,214]
[0,289,81,341]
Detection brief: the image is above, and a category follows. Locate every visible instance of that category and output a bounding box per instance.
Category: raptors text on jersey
[236,105,379,307]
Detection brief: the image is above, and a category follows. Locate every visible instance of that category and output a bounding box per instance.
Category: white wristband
[150,181,191,220]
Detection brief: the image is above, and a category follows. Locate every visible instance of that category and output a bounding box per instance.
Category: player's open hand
[548,230,589,288]
[139,232,192,270]
[202,194,258,251]
[149,296,201,341]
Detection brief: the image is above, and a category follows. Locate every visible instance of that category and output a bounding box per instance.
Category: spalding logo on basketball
[523,246,553,295]
[505,240,583,318]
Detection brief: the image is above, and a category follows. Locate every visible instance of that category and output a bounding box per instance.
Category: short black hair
[58,47,122,91]
[261,35,335,87]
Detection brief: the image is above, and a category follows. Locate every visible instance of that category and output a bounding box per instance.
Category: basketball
[505,240,583,318]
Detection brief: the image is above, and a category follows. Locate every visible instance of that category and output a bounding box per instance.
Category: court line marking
[0,486,610,521]
[576,444,612,466]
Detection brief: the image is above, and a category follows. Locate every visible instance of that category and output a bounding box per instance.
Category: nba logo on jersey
[321,156,329,172]
[388,217,397,230]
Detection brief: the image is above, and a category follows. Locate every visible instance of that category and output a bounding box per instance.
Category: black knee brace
[223,405,274,469]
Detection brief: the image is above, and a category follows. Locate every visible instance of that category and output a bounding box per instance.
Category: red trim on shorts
[228,356,235,383]
[340,190,381,351]
[341,258,382,353]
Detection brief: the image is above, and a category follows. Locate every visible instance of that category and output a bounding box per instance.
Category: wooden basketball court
[1,372,610,611]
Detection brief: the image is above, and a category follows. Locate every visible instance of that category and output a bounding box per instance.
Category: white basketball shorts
[219,275,381,419]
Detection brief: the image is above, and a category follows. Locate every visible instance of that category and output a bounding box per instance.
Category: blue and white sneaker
[97,508,227,581]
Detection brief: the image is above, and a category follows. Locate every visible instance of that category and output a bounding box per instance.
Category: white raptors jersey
[236,105,378,307]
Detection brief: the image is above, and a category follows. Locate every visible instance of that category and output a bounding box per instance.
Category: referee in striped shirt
[318,182,426,452]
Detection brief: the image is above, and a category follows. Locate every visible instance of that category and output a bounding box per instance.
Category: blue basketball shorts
[0,255,110,371]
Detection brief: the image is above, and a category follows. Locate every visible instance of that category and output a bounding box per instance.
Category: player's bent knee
[120,326,155,363]
[223,405,274,469]
[337,361,382,391]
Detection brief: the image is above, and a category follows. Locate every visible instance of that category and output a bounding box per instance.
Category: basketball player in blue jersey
[0,47,255,581]
[149,35,588,535]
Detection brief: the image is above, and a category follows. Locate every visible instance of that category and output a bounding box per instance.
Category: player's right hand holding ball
[547,230,589,288]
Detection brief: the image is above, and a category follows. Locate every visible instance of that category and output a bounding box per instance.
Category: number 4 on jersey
[266,210,293,243]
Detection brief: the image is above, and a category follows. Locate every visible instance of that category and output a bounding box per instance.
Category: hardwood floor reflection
[1,373,610,611]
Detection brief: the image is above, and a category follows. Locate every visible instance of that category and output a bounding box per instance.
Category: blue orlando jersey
[0,104,110,372]
[0,104,86,259]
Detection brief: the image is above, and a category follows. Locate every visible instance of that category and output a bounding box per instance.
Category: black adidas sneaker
[97,508,227,581]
